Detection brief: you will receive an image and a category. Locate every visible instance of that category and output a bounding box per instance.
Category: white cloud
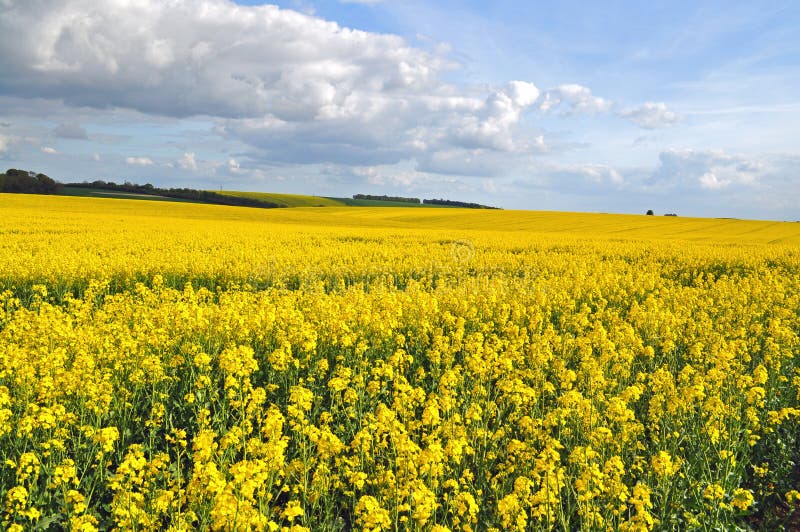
[0,0,702,208]
[0,134,7,152]
[0,0,634,171]
[0,0,447,120]
[340,0,383,4]
[698,171,727,190]
[92,153,101,161]
[40,146,57,154]
[651,148,764,190]
[125,156,154,165]
[619,102,680,129]
[507,80,540,107]
[179,151,198,171]
[446,81,542,152]
[539,84,612,115]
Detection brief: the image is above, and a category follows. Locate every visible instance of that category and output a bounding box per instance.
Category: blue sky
[1,0,798,219]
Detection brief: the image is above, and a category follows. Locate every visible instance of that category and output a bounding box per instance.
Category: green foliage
[352,194,421,204]
[0,168,62,194]
[216,190,346,207]
[423,198,499,209]
[66,181,284,209]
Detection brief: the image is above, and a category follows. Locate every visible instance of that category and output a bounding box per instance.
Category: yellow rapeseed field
[1,193,799,531]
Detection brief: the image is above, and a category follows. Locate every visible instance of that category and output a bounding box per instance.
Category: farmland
[214,191,346,208]
[0,193,799,530]
[215,191,455,208]
[60,187,200,204]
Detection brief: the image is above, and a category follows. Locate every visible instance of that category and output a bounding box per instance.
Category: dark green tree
[0,168,61,194]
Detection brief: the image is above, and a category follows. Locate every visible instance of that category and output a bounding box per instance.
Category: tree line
[2,167,500,211]
[0,169,283,209]
[0,169,62,194]
[68,180,284,209]
[352,194,421,204]
[353,194,499,209]
[422,198,499,209]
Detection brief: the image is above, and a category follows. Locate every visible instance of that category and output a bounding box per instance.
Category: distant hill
[216,191,488,208]
[345,194,499,209]
[352,194,421,204]
[2,168,497,211]
[65,181,283,208]
[422,198,500,209]
[215,190,346,207]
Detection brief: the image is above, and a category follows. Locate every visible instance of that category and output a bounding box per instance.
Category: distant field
[217,191,449,208]
[7,192,800,243]
[62,187,453,209]
[216,190,346,207]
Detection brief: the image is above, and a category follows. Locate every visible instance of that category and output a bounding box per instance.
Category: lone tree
[646,209,654,215]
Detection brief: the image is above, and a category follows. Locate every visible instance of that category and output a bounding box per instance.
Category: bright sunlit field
[1,193,799,531]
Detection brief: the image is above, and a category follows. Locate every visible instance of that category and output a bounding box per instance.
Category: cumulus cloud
[507,81,541,107]
[619,102,680,129]
[53,122,88,139]
[0,0,446,120]
[125,156,154,166]
[222,80,549,169]
[445,81,542,152]
[0,134,8,153]
[0,0,636,170]
[0,0,683,193]
[650,149,765,190]
[179,152,198,171]
[40,146,57,154]
[538,84,612,115]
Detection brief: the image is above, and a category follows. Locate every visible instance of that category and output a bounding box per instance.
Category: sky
[0,0,798,219]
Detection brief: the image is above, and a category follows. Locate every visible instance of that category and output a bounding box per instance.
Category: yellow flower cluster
[0,194,799,530]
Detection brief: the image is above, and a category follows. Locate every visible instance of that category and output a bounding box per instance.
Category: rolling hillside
[216,191,449,208]
[215,190,346,207]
